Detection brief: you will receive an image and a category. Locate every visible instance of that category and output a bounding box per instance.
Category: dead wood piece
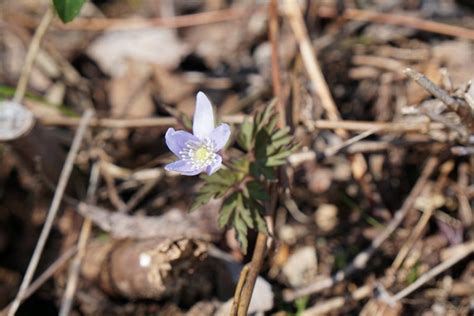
[77,201,221,241]
[98,239,210,301]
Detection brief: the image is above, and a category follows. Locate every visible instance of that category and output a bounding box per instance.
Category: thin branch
[39,115,242,127]
[230,264,250,316]
[13,6,54,104]
[56,6,259,31]
[285,0,342,123]
[318,6,474,41]
[404,68,460,111]
[283,157,439,301]
[392,242,474,302]
[59,162,100,316]
[237,232,268,316]
[269,0,284,127]
[8,109,94,316]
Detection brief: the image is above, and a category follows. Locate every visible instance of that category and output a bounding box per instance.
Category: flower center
[194,147,211,163]
[179,138,217,169]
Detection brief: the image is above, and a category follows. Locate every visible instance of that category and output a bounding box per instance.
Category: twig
[8,109,94,316]
[119,178,160,213]
[269,0,284,127]
[56,6,259,31]
[230,265,250,315]
[391,241,474,302]
[13,6,54,104]
[38,114,451,134]
[323,127,381,157]
[283,157,439,301]
[39,115,242,127]
[38,4,474,41]
[302,284,373,316]
[457,163,473,227]
[404,68,460,111]
[237,232,268,316]
[317,6,474,41]
[59,162,100,316]
[1,246,77,315]
[312,120,441,133]
[405,68,471,140]
[285,0,341,123]
[390,200,434,273]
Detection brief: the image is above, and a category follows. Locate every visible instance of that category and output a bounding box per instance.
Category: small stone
[0,101,35,141]
[282,246,317,287]
[315,204,338,232]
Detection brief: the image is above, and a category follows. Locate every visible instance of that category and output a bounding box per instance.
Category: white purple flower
[165,92,230,176]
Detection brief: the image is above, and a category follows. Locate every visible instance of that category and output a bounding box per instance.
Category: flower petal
[205,155,222,175]
[209,123,231,151]
[165,128,199,158]
[165,159,203,176]
[193,91,215,139]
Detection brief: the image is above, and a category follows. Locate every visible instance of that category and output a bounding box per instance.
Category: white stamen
[179,137,217,170]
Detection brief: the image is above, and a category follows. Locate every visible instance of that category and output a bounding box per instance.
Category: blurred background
[0,0,473,315]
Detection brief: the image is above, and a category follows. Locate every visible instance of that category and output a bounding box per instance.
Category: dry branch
[77,201,221,241]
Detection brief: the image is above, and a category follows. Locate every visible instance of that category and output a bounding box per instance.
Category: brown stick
[55,6,259,31]
[59,163,100,316]
[404,68,460,111]
[269,0,284,127]
[230,264,250,315]
[236,233,268,316]
[33,4,474,41]
[13,6,54,104]
[392,241,474,302]
[283,157,439,301]
[317,6,474,41]
[285,0,341,123]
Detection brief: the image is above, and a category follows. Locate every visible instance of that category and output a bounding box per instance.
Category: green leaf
[246,181,269,201]
[235,228,248,254]
[191,190,215,211]
[271,126,291,141]
[255,129,272,160]
[218,192,238,228]
[201,169,236,186]
[252,207,268,235]
[230,158,250,175]
[238,196,254,229]
[250,162,276,180]
[272,135,293,149]
[237,118,254,151]
[53,0,86,23]
[266,113,279,133]
[250,201,269,234]
[234,211,249,253]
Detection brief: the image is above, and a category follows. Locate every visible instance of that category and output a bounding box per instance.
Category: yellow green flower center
[179,138,217,170]
[194,147,212,163]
